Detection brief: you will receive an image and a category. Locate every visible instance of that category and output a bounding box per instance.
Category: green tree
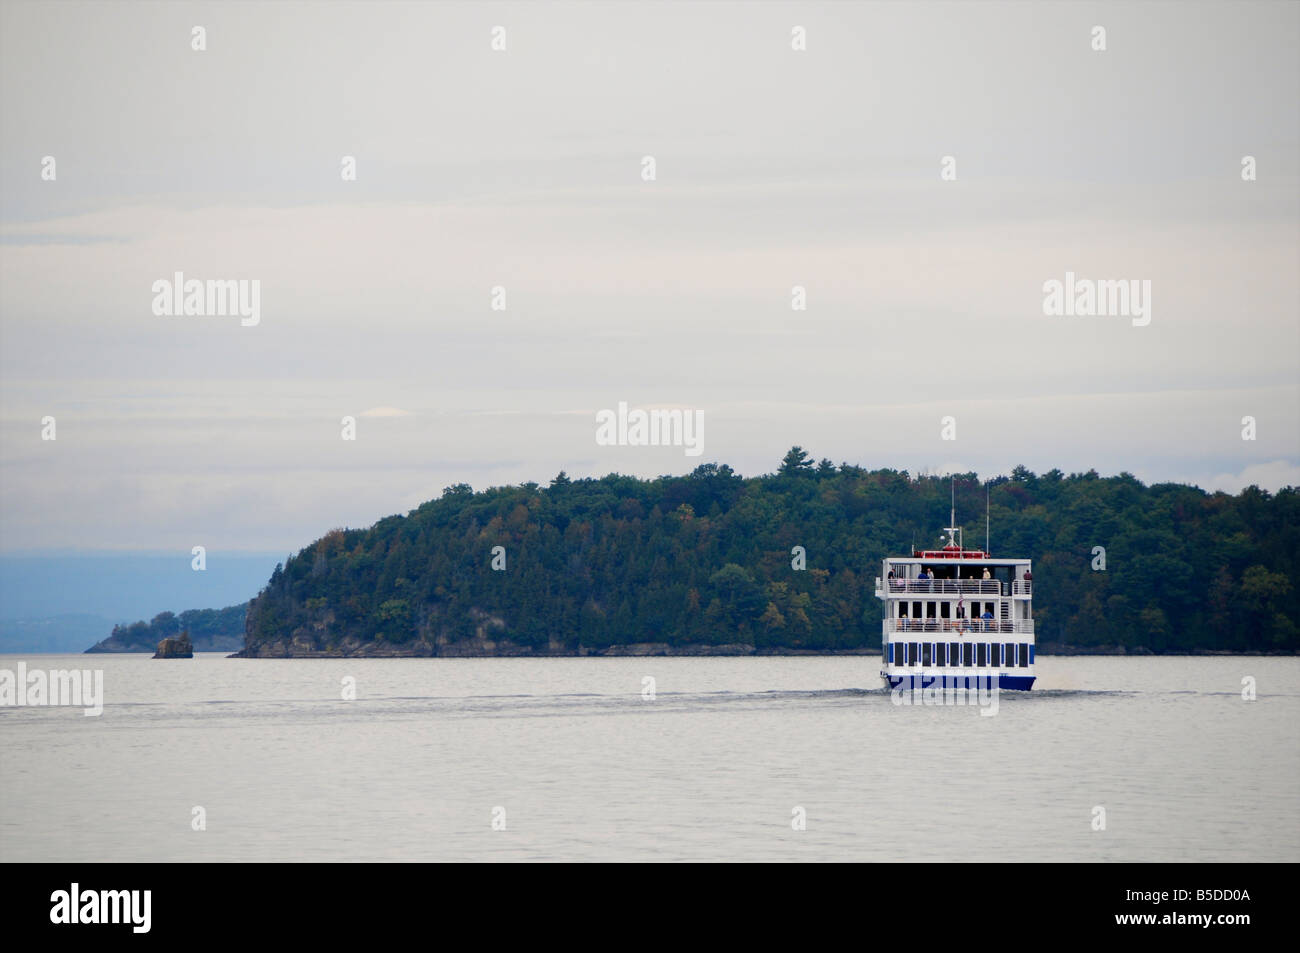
[779,446,814,476]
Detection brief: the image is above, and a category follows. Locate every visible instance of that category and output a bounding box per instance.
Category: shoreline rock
[227,641,1298,659]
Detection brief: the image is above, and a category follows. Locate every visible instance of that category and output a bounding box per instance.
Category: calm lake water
[1,654,1296,862]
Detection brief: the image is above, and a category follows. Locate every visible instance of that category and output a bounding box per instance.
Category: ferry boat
[875,506,1035,691]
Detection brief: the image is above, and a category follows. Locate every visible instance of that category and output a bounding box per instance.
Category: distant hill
[239,450,1299,657]
[0,614,116,654]
[86,604,248,653]
[0,551,279,650]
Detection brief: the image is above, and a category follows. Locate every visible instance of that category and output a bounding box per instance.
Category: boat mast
[942,475,960,550]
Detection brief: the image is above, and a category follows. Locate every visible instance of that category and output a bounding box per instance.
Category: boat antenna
[985,481,990,555]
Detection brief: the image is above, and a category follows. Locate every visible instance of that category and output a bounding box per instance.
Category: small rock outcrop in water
[153,631,193,659]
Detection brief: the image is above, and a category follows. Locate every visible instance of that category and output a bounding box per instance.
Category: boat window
[949,642,960,666]
[934,642,945,666]
[1005,643,1016,666]
[976,643,986,667]
[962,643,973,666]
[1019,643,1030,667]
[909,642,919,666]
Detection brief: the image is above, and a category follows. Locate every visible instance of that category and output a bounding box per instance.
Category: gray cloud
[1,0,1296,552]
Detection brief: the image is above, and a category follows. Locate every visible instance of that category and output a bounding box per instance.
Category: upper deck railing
[877,578,1003,595]
[874,578,1033,597]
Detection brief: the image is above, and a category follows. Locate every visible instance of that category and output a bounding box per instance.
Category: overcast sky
[1,0,1297,555]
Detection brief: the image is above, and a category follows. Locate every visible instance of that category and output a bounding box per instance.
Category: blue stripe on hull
[883,673,1035,692]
